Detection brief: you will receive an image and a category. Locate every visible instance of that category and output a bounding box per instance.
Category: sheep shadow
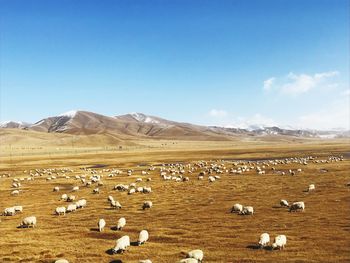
[90,227,100,232]
[109,260,123,263]
[246,244,261,250]
[16,225,33,229]
[105,248,116,255]
[247,244,272,250]
[110,226,119,231]
[272,205,284,209]
[130,241,139,246]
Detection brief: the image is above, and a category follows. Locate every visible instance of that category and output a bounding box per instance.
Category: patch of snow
[247,124,266,131]
[130,113,160,124]
[131,112,146,122]
[145,116,160,124]
[318,134,338,139]
[58,110,78,118]
[0,121,12,126]
[279,124,298,130]
[31,119,45,126]
[0,121,31,128]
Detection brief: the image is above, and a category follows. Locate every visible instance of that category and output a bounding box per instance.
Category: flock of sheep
[0,154,345,262]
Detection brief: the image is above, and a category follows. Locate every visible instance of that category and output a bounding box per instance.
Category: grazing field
[0,140,349,263]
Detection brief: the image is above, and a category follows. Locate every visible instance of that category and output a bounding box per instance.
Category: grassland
[0,139,349,262]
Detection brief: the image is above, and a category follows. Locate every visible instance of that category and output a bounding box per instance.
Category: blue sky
[0,0,349,130]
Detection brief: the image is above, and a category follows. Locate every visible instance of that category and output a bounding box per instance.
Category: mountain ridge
[1,110,349,139]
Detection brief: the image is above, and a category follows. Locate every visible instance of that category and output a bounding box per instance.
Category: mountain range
[1,110,349,140]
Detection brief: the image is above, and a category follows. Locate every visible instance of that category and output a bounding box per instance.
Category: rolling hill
[1,110,349,141]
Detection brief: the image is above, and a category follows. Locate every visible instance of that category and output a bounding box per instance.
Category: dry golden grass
[0,140,349,262]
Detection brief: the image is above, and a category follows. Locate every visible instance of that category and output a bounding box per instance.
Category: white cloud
[282,71,338,95]
[263,71,339,95]
[209,109,228,118]
[314,71,339,79]
[207,83,349,129]
[297,95,349,130]
[263,77,275,91]
[341,89,350,96]
[281,73,317,94]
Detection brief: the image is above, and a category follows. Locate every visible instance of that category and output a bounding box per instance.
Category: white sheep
[187,249,203,262]
[258,233,270,248]
[231,203,243,213]
[128,188,136,195]
[53,186,60,192]
[72,186,79,192]
[117,217,126,230]
[143,201,153,210]
[66,204,77,213]
[308,184,315,192]
[20,216,37,228]
[55,206,66,216]
[54,260,69,263]
[98,218,106,232]
[108,195,114,202]
[138,230,149,245]
[208,176,215,182]
[61,194,68,201]
[240,206,254,215]
[110,200,122,209]
[113,235,130,254]
[3,207,16,216]
[139,260,152,263]
[67,195,76,202]
[280,200,289,207]
[143,187,152,193]
[272,234,287,250]
[93,188,99,194]
[11,190,20,196]
[75,199,87,209]
[289,201,305,212]
[13,205,23,213]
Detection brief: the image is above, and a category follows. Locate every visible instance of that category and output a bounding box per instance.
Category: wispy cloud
[263,71,339,95]
[263,77,275,91]
[341,89,350,96]
[296,88,349,130]
[209,109,228,118]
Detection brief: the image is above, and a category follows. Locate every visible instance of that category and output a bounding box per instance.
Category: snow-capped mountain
[1,110,348,139]
[0,121,31,129]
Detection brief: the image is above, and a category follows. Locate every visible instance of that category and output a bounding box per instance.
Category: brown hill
[28,111,236,141]
[3,110,347,140]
